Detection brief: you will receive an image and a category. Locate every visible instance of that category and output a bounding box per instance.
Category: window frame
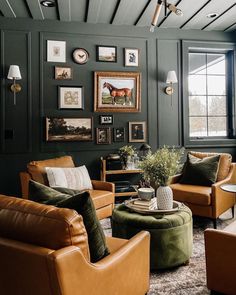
[182,40,236,148]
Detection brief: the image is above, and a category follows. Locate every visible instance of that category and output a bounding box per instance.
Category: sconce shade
[7,65,22,80]
[166,70,178,84]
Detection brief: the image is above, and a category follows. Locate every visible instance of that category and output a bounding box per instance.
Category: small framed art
[58,86,84,109]
[96,45,117,62]
[129,121,146,142]
[47,40,66,63]
[55,66,73,80]
[99,115,113,125]
[96,127,111,144]
[125,48,139,67]
[46,117,93,142]
[113,127,125,142]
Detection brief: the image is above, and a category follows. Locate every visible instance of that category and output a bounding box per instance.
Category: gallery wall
[0,17,235,196]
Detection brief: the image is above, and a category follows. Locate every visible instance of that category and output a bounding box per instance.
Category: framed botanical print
[94,71,141,112]
[125,48,139,67]
[96,127,111,144]
[128,121,146,142]
[47,40,66,62]
[58,86,84,109]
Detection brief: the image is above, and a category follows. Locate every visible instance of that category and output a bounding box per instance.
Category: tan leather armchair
[170,152,236,228]
[20,155,115,220]
[0,195,150,295]
[205,222,236,295]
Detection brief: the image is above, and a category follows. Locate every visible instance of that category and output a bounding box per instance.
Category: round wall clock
[72,48,89,64]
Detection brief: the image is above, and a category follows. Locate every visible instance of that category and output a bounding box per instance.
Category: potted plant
[118,145,136,169]
[139,146,184,210]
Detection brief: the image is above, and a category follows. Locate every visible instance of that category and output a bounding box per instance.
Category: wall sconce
[165,70,178,106]
[7,65,22,105]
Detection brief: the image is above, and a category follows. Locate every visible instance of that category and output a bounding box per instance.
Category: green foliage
[139,146,184,187]
[119,145,136,158]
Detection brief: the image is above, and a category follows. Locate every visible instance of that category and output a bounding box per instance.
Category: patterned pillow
[45,165,93,190]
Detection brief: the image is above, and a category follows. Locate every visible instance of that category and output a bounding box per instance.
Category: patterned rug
[101,208,234,295]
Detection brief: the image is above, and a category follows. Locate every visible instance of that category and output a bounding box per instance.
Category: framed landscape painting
[55,66,73,80]
[96,46,117,62]
[94,71,141,112]
[46,117,93,142]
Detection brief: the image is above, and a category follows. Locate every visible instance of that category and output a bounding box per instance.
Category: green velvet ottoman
[112,204,193,270]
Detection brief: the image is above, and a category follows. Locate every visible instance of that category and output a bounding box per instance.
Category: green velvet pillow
[28,180,70,205]
[56,191,110,262]
[179,154,220,186]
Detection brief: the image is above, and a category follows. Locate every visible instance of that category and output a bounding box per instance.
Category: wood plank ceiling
[0,0,235,32]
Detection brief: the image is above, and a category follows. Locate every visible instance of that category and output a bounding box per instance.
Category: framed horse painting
[94,71,141,112]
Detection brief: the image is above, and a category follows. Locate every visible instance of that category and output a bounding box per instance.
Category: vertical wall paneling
[157,39,182,147]
[2,30,32,153]
[0,30,5,152]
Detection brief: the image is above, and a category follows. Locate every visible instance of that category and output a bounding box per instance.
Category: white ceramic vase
[156,186,173,210]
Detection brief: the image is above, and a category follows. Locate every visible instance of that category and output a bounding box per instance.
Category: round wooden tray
[124,199,181,215]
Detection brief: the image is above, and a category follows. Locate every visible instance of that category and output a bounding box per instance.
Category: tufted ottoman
[112,204,193,270]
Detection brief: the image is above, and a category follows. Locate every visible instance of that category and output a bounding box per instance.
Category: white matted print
[47,40,66,62]
[58,86,84,109]
[125,48,139,67]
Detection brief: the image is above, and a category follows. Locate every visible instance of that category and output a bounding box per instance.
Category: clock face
[72,48,89,64]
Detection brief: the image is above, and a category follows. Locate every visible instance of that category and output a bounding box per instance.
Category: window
[182,41,236,147]
[188,52,227,138]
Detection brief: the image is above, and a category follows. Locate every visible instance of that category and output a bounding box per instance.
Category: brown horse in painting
[103,82,132,105]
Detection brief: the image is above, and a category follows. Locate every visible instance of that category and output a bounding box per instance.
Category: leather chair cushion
[0,195,90,260]
[171,183,212,206]
[27,156,75,185]
[189,151,232,181]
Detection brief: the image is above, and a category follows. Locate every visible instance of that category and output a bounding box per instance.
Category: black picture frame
[96,45,117,62]
[99,115,113,125]
[96,127,111,144]
[113,127,125,142]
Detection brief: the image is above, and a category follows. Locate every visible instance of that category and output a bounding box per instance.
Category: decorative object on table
[96,45,117,62]
[47,40,66,62]
[46,117,93,141]
[96,127,111,145]
[7,65,22,105]
[139,146,184,210]
[72,48,89,64]
[129,121,146,143]
[94,71,141,112]
[139,143,151,159]
[138,187,155,201]
[58,86,84,109]
[125,48,139,67]
[113,127,125,142]
[99,115,113,125]
[55,66,73,80]
[118,145,136,169]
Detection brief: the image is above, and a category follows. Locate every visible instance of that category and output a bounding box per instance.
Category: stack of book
[131,198,157,210]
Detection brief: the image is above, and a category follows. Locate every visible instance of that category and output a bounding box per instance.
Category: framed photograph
[46,117,93,142]
[94,71,141,112]
[96,127,111,144]
[129,121,146,142]
[113,127,125,142]
[125,48,139,67]
[99,115,113,125]
[96,46,117,62]
[55,66,73,80]
[47,40,66,63]
[58,86,84,109]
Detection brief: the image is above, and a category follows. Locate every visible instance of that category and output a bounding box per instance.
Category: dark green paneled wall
[0,17,235,195]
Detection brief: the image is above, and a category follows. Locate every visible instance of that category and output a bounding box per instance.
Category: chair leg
[232,206,235,218]
[213,219,217,229]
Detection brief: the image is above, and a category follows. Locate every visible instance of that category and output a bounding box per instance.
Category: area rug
[101,209,234,295]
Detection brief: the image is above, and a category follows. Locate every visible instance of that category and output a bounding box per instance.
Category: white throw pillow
[45,165,93,190]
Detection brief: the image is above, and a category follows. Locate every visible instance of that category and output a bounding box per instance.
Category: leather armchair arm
[91,180,115,193]
[204,228,236,294]
[169,174,182,184]
[48,231,150,295]
[19,172,31,199]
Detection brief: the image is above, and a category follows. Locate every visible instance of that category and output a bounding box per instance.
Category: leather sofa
[205,221,236,295]
[0,195,150,295]
[170,152,236,228]
[20,156,115,220]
